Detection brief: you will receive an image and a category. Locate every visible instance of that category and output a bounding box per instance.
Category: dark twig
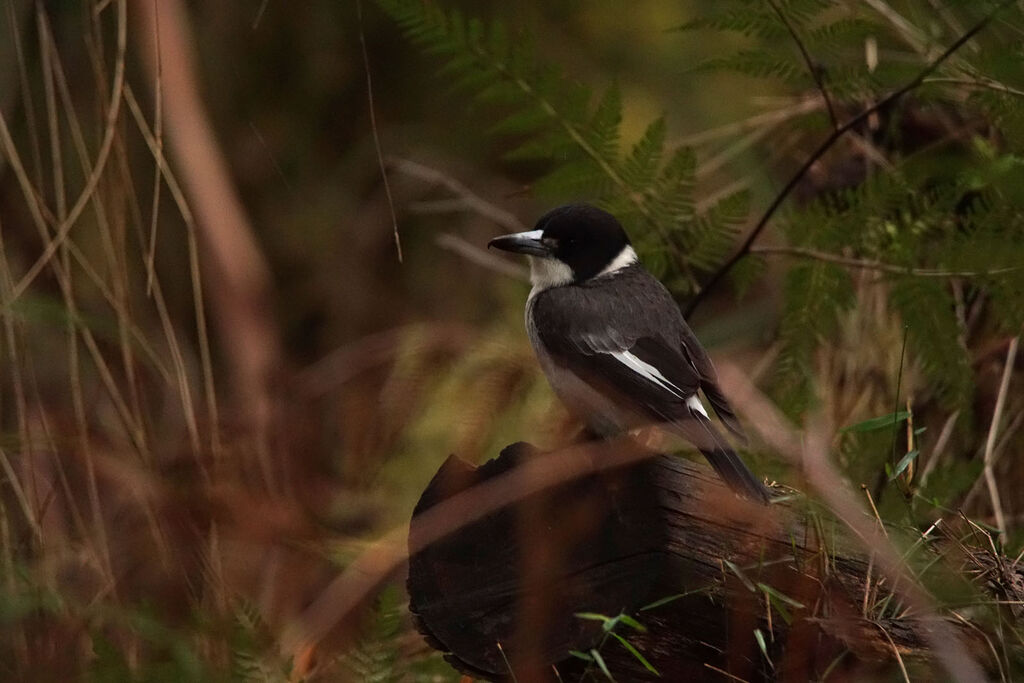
[357,0,402,262]
[683,1,1012,319]
[767,0,838,130]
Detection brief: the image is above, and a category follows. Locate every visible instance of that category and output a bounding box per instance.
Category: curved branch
[683,0,1014,319]
[767,0,838,130]
[923,76,1024,99]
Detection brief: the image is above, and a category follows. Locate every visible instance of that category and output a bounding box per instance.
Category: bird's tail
[669,410,770,504]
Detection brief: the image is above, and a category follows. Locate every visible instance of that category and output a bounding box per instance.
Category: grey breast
[525,284,632,436]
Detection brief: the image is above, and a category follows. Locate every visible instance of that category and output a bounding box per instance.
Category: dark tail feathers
[670,410,770,504]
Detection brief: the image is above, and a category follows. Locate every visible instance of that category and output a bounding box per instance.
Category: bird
[488,203,770,503]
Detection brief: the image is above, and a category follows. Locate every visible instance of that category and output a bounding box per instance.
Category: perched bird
[488,203,770,503]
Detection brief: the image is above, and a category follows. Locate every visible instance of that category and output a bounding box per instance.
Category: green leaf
[757,583,805,609]
[639,588,707,611]
[753,628,773,668]
[610,632,660,676]
[574,612,612,624]
[589,85,623,159]
[723,559,757,592]
[616,614,647,633]
[890,450,920,480]
[622,118,666,188]
[591,649,614,681]
[839,411,911,433]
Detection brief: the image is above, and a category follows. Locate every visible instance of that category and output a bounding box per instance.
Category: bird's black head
[488,204,634,286]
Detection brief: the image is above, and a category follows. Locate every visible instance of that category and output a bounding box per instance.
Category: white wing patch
[686,394,709,418]
[609,350,688,399]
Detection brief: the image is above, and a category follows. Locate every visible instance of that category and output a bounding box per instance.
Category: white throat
[527,256,573,298]
[527,245,638,299]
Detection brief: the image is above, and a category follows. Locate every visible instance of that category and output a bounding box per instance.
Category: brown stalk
[716,363,987,683]
[134,0,283,483]
[981,336,1019,541]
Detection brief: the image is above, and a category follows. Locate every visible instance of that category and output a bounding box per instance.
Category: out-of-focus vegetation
[1,0,1023,679]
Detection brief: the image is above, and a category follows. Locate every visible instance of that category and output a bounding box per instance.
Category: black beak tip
[488,234,520,253]
[487,233,549,256]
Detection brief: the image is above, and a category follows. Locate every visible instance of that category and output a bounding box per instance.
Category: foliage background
[0,0,1022,679]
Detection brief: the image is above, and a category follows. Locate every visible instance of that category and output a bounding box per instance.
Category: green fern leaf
[889,278,972,408]
[588,85,623,161]
[622,118,667,190]
[775,263,855,415]
[687,190,750,271]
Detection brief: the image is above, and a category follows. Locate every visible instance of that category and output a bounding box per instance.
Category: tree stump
[408,442,1014,681]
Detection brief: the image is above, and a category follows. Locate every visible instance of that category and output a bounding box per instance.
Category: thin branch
[435,233,529,281]
[672,96,823,148]
[749,245,1023,278]
[695,177,752,213]
[357,0,402,262]
[388,156,527,231]
[863,0,929,56]
[982,336,1018,542]
[766,0,838,130]
[296,323,476,397]
[918,410,960,487]
[923,76,1024,99]
[695,124,777,179]
[684,0,1013,318]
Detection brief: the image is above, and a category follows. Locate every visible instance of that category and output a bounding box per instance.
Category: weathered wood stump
[408,442,1013,681]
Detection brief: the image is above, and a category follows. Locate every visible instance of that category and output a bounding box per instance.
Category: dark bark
[408,443,1010,682]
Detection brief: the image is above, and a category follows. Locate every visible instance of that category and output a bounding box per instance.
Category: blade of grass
[0,0,127,308]
[590,648,614,681]
[609,632,659,676]
[839,411,910,433]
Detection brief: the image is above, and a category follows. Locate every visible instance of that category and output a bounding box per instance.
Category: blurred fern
[338,587,403,682]
[376,0,1024,466]
[375,0,752,293]
[684,0,1024,417]
[338,586,451,682]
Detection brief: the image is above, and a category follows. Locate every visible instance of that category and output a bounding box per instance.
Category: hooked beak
[487,229,552,257]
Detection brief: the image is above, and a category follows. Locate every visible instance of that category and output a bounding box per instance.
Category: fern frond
[376,0,629,203]
[695,50,807,85]
[588,84,623,161]
[339,588,405,683]
[889,278,972,408]
[621,118,667,189]
[775,263,855,416]
[676,10,789,40]
[686,190,749,272]
[376,0,728,293]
